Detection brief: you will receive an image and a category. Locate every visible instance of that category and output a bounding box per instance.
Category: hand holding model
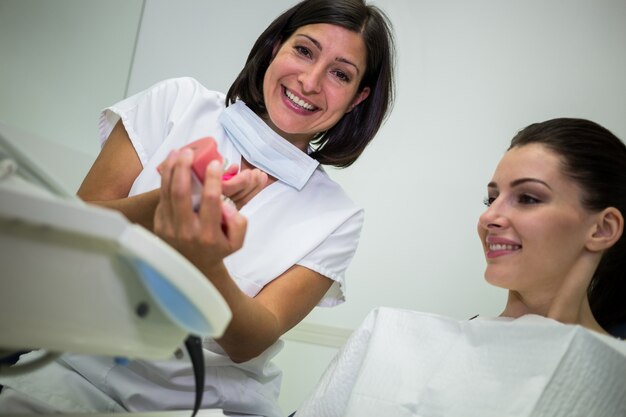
[158,136,268,211]
[155,147,247,273]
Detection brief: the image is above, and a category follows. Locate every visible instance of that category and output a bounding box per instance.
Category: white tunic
[0,77,364,417]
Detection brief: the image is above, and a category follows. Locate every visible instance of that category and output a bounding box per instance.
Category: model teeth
[285,89,315,110]
[489,244,520,251]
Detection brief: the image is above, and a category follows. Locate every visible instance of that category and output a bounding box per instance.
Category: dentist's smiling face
[477,144,597,297]
[262,23,370,150]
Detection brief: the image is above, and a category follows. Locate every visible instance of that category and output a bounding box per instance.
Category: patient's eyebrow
[487,178,552,190]
[511,178,552,190]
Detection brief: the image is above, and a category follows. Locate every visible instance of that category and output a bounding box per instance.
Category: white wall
[0,0,144,190]
[2,0,626,414]
[126,0,297,96]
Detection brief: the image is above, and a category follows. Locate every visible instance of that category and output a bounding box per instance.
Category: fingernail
[222,197,236,215]
[208,160,221,171]
[181,148,193,159]
[221,195,235,207]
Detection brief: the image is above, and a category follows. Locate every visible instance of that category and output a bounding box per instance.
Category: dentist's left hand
[221,163,268,210]
[154,148,247,271]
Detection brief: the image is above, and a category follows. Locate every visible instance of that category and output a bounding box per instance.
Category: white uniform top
[0,77,364,417]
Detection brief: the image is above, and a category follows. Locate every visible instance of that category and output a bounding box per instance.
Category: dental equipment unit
[0,123,231,416]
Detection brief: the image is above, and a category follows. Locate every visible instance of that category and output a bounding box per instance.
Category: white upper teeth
[489,244,520,251]
[285,89,315,110]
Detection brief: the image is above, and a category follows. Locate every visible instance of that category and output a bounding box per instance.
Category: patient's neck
[500,291,609,335]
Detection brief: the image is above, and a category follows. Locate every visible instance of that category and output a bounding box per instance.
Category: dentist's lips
[283,87,319,112]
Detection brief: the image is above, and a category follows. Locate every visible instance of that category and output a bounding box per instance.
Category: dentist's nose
[298,64,323,94]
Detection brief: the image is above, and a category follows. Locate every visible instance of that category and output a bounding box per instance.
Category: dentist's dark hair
[509,118,626,334]
[226,0,396,168]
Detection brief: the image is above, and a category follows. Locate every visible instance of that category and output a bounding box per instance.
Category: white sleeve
[299,208,365,307]
[97,77,223,167]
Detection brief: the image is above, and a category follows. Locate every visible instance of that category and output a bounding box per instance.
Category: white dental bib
[297,308,626,417]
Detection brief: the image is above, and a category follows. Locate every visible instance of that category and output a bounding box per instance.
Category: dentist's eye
[483,196,496,207]
[295,45,312,58]
[332,70,350,83]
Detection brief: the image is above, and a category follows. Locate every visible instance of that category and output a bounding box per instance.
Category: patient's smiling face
[477,144,597,298]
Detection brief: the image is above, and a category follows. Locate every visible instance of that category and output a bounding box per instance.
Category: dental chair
[0,123,231,416]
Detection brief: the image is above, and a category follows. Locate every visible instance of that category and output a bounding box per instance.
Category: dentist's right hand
[154,148,248,273]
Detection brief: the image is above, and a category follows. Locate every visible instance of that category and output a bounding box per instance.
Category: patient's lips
[486,236,521,259]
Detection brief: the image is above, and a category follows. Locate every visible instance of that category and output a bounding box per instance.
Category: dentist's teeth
[285,89,315,110]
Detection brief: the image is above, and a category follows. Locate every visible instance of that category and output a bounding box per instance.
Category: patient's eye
[483,196,496,207]
[518,194,541,205]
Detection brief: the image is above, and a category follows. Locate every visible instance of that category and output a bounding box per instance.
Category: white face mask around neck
[219,101,319,190]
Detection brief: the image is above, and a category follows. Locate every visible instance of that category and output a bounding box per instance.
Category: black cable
[184,335,205,417]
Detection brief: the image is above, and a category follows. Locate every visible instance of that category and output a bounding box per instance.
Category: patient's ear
[586,207,624,252]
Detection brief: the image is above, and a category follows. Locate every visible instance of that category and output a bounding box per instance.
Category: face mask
[219,101,319,190]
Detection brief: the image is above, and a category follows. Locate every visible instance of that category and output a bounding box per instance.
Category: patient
[480,117,625,335]
[295,117,626,416]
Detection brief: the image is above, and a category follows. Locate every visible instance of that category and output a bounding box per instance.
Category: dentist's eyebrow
[296,34,361,74]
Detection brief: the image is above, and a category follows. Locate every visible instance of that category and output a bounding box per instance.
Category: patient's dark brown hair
[510,118,626,334]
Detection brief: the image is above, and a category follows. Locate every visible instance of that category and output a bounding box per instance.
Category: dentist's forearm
[200,262,281,363]
[82,189,161,231]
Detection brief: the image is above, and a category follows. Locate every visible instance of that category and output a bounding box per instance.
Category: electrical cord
[184,335,205,417]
